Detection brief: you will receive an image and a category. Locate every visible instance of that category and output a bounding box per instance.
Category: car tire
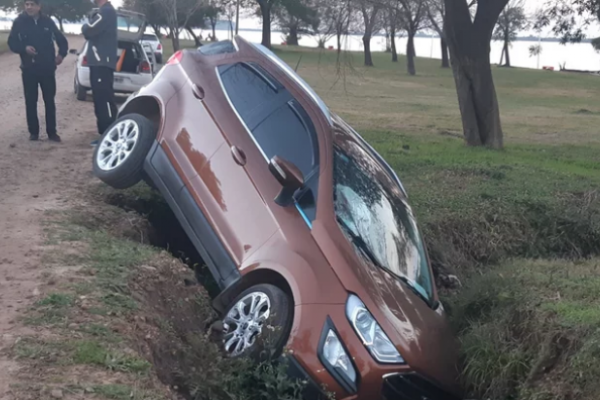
[75,75,87,101]
[222,284,293,359]
[155,54,163,64]
[92,114,157,190]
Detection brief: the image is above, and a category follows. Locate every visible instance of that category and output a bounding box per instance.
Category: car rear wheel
[222,284,293,359]
[74,75,87,101]
[155,53,163,64]
[93,114,157,189]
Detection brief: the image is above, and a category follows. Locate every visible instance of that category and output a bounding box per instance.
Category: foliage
[0,0,91,27]
[536,0,600,44]
[273,0,318,45]
[528,43,542,57]
[492,0,528,44]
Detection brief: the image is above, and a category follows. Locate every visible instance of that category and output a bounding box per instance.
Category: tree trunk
[260,5,272,49]
[212,21,217,41]
[363,35,373,66]
[391,26,398,62]
[450,55,503,148]
[444,0,505,148]
[337,32,342,52]
[441,38,449,68]
[171,28,180,52]
[152,24,162,38]
[407,33,416,75]
[288,25,299,45]
[503,37,510,66]
[57,17,64,33]
[186,26,202,47]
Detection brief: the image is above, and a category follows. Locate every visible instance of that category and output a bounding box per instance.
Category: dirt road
[0,36,98,397]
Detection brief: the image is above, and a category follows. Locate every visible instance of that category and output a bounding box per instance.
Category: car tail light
[157,43,162,50]
[140,60,151,73]
[82,55,88,66]
[167,50,183,65]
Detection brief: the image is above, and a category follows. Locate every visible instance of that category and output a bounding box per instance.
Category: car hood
[312,221,462,394]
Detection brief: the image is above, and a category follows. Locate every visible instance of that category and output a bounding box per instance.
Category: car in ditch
[72,9,154,101]
[91,37,463,400]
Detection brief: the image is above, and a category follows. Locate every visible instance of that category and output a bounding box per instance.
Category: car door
[212,61,321,230]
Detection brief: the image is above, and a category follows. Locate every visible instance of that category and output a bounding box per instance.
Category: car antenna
[294,55,303,72]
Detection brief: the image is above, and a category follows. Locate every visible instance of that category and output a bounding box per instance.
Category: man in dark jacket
[8,0,68,142]
[82,0,117,142]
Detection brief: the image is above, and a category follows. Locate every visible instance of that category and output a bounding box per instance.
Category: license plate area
[114,76,124,83]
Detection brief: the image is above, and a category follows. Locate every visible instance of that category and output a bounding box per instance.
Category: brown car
[92,37,462,400]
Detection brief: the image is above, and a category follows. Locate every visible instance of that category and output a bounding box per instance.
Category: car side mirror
[69,49,78,55]
[269,156,304,207]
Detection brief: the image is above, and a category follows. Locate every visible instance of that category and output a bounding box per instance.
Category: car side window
[218,63,280,127]
[218,62,320,226]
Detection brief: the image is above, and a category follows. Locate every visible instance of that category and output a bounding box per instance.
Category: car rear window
[142,34,158,41]
[198,40,236,56]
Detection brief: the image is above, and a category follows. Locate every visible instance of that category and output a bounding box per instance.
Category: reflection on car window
[218,63,278,125]
[333,145,433,301]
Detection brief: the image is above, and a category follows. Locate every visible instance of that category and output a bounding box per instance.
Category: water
[2,20,599,71]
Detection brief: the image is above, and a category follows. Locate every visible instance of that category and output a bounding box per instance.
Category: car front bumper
[286,304,462,400]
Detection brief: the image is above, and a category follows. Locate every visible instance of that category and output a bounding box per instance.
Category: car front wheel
[92,114,157,189]
[222,284,293,359]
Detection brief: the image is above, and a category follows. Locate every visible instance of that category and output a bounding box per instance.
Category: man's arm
[7,19,25,54]
[82,7,110,39]
[50,19,68,58]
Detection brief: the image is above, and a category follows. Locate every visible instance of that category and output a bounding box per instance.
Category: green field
[268,46,600,400]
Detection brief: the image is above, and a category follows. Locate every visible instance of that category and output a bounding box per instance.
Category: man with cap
[8,0,68,142]
[82,0,117,145]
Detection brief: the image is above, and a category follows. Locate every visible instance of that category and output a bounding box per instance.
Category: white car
[141,33,163,64]
[72,9,154,101]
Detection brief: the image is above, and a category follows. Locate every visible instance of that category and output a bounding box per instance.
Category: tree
[273,0,317,45]
[493,0,527,67]
[316,0,353,52]
[205,4,222,41]
[1,0,92,30]
[536,0,600,44]
[443,0,509,148]
[426,0,449,67]
[310,0,340,48]
[384,0,401,62]
[396,0,427,75]
[150,0,208,51]
[355,0,382,67]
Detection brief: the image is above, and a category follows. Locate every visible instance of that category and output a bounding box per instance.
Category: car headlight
[318,318,358,393]
[346,295,405,364]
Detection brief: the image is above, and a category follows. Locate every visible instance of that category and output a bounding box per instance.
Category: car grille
[382,373,461,400]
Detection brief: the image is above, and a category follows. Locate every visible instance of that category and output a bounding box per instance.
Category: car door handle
[231,146,246,166]
[191,84,205,100]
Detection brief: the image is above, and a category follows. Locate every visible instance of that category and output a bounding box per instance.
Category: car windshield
[333,145,434,303]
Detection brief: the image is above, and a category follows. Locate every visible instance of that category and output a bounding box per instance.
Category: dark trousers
[90,66,118,135]
[22,70,57,137]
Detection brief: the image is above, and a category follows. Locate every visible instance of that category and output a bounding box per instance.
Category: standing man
[8,0,68,142]
[82,0,117,145]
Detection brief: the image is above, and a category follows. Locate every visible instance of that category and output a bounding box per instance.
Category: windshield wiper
[336,216,434,308]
